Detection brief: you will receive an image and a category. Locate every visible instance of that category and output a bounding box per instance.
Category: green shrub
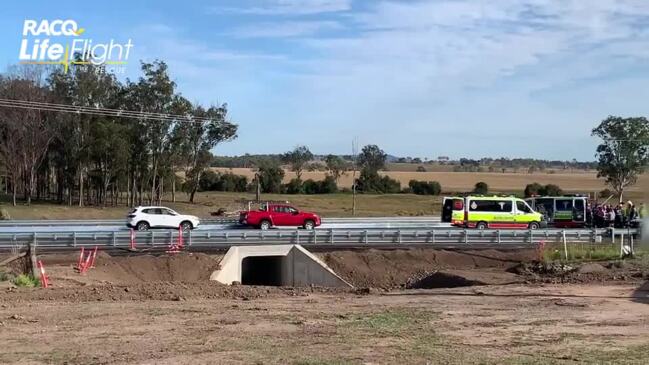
[283,178,303,194]
[543,184,563,196]
[0,270,12,282]
[524,182,563,197]
[408,180,442,195]
[13,274,40,288]
[356,170,401,193]
[524,182,543,197]
[318,175,338,194]
[473,182,489,195]
[0,207,10,220]
[199,171,248,192]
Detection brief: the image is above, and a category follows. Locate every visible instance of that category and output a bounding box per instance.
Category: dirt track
[0,250,648,364]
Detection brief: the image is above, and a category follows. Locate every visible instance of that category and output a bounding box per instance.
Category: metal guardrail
[0,228,632,251]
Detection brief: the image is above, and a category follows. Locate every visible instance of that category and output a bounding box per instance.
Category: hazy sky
[2,0,649,160]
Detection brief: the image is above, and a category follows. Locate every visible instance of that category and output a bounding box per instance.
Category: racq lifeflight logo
[19,19,134,73]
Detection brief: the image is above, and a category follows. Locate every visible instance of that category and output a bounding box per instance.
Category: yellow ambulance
[442,195,545,229]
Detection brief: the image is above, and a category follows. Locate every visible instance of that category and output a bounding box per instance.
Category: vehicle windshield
[516,201,532,213]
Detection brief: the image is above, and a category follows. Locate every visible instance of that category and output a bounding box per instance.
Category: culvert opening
[211,245,352,288]
[241,256,284,286]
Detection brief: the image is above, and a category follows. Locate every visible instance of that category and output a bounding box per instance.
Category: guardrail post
[463,230,468,244]
[330,229,334,244]
[497,230,501,244]
[32,233,37,248]
[188,230,192,246]
[151,231,155,246]
[112,231,116,247]
[296,230,300,245]
[365,230,369,245]
[431,230,436,244]
[73,232,77,247]
[529,229,533,244]
[313,230,317,245]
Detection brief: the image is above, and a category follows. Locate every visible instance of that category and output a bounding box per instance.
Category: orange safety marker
[37,260,49,288]
[80,251,92,274]
[76,247,85,271]
[90,246,98,268]
[77,246,99,274]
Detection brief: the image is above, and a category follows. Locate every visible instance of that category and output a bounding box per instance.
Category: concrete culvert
[211,245,352,288]
[241,256,284,286]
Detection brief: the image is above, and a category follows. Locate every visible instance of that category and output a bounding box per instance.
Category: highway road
[0,217,448,233]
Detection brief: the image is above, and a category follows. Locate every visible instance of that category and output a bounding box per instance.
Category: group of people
[590,201,645,228]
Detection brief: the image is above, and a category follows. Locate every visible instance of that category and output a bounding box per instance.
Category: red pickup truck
[239,204,322,230]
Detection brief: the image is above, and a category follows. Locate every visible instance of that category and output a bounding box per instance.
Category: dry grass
[1,170,646,220]
[1,192,440,219]
[213,167,647,194]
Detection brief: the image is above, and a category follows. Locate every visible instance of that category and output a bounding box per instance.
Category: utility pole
[254,171,261,202]
[352,137,358,216]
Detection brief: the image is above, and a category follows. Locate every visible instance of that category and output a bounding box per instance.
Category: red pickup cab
[239,204,321,230]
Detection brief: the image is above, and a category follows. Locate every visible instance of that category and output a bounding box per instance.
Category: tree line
[1,57,647,207]
[0,61,237,206]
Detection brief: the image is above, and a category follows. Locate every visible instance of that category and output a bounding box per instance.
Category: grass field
[1,170,646,220]
[212,167,648,194]
[0,192,441,219]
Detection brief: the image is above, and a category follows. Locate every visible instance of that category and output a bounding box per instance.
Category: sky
[2,0,649,161]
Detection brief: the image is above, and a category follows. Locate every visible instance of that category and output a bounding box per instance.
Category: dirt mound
[407,269,525,289]
[511,260,649,284]
[0,281,351,303]
[406,271,484,289]
[86,253,222,284]
[319,248,536,289]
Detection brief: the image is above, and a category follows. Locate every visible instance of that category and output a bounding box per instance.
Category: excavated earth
[1,248,649,364]
[1,248,647,302]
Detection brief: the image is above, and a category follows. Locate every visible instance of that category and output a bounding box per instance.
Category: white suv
[126,206,200,231]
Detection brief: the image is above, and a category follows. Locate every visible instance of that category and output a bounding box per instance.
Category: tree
[408,180,442,195]
[474,182,489,195]
[282,145,313,181]
[358,145,387,173]
[592,116,649,202]
[182,104,238,203]
[257,163,284,193]
[0,65,55,205]
[325,154,347,183]
[524,183,543,197]
[542,184,563,196]
[135,61,176,205]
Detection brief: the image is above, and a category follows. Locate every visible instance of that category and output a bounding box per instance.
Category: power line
[0,98,222,124]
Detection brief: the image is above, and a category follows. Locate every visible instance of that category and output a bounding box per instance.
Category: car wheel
[259,220,271,230]
[475,221,488,230]
[180,221,193,231]
[528,222,540,230]
[136,221,150,231]
[303,220,315,230]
